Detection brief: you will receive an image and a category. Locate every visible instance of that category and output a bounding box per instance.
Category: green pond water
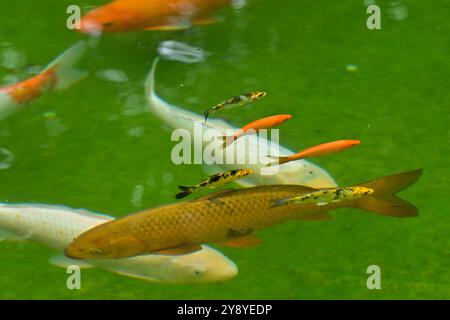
[0,0,449,299]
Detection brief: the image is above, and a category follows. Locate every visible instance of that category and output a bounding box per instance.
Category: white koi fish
[145,58,337,188]
[0,203,237,283]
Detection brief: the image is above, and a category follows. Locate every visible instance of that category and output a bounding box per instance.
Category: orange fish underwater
[65,169,422,260]
[0,42,86,121]
[77,0,231,35]
[269,139,361,166]
[221,114,292,148]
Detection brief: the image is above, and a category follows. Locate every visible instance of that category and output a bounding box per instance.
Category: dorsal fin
[190,189,237,202]
[191,185,318,203]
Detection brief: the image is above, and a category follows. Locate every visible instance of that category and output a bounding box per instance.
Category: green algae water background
[0,0,449,299]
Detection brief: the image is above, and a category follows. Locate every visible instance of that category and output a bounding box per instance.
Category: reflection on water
[96,69,129,83]
[388,1,408,21]
[0,147,14,170]
[158,40,208,64]
[127,126,145,138]
[131,184,144,208]
[121,94,146,116]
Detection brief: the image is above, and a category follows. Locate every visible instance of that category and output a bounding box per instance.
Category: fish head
[252,91,267,100]
[237,168,253,178]
[164,246,238,283]
[350,186,375,198]
[65,223,146,259]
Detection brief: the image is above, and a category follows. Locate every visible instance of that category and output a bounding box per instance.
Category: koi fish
[0,203,237,283]
[269,140,361,166]
[176,168,252,199]
[0,42,86,121]
[204,91,267,122]
[271,186,374,207]
[77,0,231,35]
[220,114,292,148]
[145,58,338,189]
[65,169,422,260]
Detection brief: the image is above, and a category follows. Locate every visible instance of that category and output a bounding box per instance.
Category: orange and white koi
[0,42,86,121]
[77,0,231,35]
[220,114,292,148]
[269,140,361,166]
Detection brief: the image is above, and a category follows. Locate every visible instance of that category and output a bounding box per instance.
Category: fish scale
[65,170,422,259]
[102,186,316,253]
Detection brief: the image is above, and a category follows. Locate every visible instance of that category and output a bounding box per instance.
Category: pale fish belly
[0,203,237,283]
[145,58,337,189]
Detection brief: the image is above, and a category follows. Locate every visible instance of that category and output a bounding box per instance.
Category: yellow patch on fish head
[252,91,267,100]
[345,186,374,199]
[65,224,145,259]
[239,169,253,178]
[355,186,374,196]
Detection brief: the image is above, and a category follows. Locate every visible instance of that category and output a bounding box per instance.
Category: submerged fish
[176,168,252,199]
[269,140,361,166]
[77,0,231,35]
[65,169,422,260]
[220,114,292,148]
[271,186,374,207]
[204,91,266,123]
[145,58,337,189]
[0,42,86,121]
[0,203,237,283]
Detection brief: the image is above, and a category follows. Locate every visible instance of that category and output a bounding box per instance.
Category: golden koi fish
[176,169,253,199]
[204,91,267,122]
[65,169,422,260]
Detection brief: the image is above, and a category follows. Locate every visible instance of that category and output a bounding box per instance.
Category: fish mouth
[64,245,86,260]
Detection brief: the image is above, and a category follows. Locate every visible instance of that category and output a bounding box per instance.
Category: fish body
[272,186,374,207]
[65,169,422,260]
[78,0,231,35]
[0,42,86,121]
[222,114,292,148]
[145,58,337,189]
[270,140,361,166]
[204,91,266,122]
[176,168,252,199]
[0,203,237,283]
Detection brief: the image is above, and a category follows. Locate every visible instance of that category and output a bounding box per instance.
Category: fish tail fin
[145,57,160,101]
[43,42,87,91]
[176,186,193,199]
[219,135,235,149]
[350,169,423,217]
[266,156,291,167]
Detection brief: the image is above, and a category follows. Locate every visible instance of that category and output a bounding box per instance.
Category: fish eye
[194,270,203,276]
[90,249,103,255]
[104,22,114,27]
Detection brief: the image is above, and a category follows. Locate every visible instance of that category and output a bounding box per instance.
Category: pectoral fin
[154,244,202,255]
[143,23,190,31]
[48,255,93,269]
[0,230,31,242]
[219,235,262,248]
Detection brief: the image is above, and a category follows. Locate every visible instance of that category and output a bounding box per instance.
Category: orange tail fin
[351,169,423,217]
[266,156,294,166]
[220,135,235,149]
